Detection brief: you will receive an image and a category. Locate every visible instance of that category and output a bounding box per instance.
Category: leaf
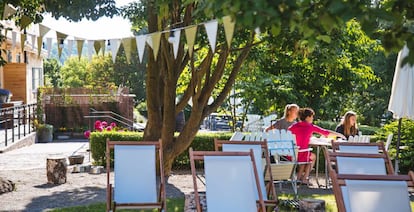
[316,35,332,43]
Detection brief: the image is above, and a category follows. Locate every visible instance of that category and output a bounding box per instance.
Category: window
[32,67,43,91]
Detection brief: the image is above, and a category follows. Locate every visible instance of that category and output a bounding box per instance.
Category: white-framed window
[32,67,43,90]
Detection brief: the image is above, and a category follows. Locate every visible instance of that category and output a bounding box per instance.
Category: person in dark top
[335,111,359,139]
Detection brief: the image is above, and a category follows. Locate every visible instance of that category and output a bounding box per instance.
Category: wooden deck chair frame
[214,139,278,208]
[189,148,266,212]
[106,139,166,212]
[323,147,408,211]
[330,141,394,174]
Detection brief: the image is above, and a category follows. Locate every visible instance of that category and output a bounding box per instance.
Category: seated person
[336,111,359,139]
[289,108,345,185]
[265,104,299,131]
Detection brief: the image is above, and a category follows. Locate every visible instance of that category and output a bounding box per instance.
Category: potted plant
[36,124,54,143]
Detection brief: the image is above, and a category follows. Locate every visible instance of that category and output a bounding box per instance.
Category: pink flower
[110,122,117,128]
[106,126,112,131]
[102,121,108,127]
[96,126,103,132]
[94,120,102,129]
[84,130,91,139]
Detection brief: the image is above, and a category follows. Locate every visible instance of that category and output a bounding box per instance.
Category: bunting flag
[20,33,26,53]
[11,31,16,50]
[170,29,181,59]
[185,25,197,57]
[148,32,161,59]
[222,16,235,48]
[56,32,68,58]
[122,37,133,64]
[37,36,43,58]
[39,24,50,37]
[46,37,52,58]
[3,4,17,19]
[67,39,73,56]
[204,20,218,53]
[100,40,106,55]
[135,35,147,63]
[87,40,94,61]
[20,15,33,29]
[76,39,85,60]
[109,39,121,62]
[30,34,36,50]
[94,40,102,55]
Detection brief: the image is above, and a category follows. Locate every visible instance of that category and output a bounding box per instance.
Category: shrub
[358,125,379,135]
[375,119,414,174]
[89,131,232,168]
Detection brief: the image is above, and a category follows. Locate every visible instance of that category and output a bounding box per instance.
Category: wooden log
[299,198,325,212]
[46,157,67,184]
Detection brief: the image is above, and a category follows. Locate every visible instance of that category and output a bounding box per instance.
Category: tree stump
[0,177,15,194]
[299,198,325,212]
[46,157,67,184]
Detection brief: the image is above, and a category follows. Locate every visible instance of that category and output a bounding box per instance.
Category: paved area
[0,140,90,171]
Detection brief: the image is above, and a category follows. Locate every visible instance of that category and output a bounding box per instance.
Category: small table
[309,137,333,188]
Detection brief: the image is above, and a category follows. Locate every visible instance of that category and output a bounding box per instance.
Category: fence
[0,103,37,148]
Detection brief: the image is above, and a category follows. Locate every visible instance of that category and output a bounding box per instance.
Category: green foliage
[90,131,232,168]
[60,57,89,88]
[89,131,144,166]
[375,119,414,174]
[358,125,380,136]
[43,58,62,87]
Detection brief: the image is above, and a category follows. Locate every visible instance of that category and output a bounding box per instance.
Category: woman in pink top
[288,108,345,185]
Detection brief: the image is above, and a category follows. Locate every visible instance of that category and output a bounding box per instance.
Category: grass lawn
[50,194,414,212]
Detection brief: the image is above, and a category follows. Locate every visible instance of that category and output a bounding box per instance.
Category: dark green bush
[358,125,379,135]
[89,131,232,168]
[375,119,414,174]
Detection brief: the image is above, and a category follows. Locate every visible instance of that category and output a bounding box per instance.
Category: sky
[41,0,135,40]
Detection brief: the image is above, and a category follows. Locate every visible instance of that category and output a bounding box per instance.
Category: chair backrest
[230,131,245,141]
[332,141,384,153]
[189,149,266,212]
[385,133,393,151]
[266,130,297,162]
[348,135,370,143]
[106,140,166,212]
[214,139,277,203]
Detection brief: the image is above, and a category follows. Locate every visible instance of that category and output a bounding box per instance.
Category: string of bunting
[2,4,236,64]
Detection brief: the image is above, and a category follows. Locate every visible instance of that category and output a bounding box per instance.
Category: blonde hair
[283,104,299,119]
[341,111,358,137]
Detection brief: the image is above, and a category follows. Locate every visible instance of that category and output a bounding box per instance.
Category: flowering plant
[84,120,117,139]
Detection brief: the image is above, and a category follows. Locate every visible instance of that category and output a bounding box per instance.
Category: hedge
[89,131,232,168]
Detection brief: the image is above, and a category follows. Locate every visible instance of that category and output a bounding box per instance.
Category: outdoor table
[309,137,346,188]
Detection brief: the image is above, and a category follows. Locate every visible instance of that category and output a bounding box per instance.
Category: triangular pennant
[76,39,85,60]
[122,37,133,64]
[11,31,16,49]
[56,32,68,58]
[3,4,17,19]
[150,32,161,59]
[20,15,32,29]
[204,20,218,52]
[185,25,197,57]
[87,40,94,61]
[222,16,235,48]
[67,40,73,56]
[146,35,153,49]
[46,37,52,58]
[20,33,26,53]
[30,34,36,50]
[109,39,121,62]
[100,40,106,55]
[37,36,43,58]
[38,24,50,37]
[135,35,147,63]
[94,40,102,55]
[171,29,181,59]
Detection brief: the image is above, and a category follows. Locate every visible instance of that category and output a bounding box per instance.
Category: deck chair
[106,140,166,212]
[265,129,308,197]
[229,131,245,141]
[384,133,393,151]
[189,148,266,212]
[214,139,278,209]
[325,148,414,212]
[332,141,387,154]
[324,147,410,212]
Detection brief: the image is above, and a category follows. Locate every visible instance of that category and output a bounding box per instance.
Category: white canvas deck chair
[189,148,266,212]
[324,147,412,212]
[214,139,278,210]
[106,140,166,212]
